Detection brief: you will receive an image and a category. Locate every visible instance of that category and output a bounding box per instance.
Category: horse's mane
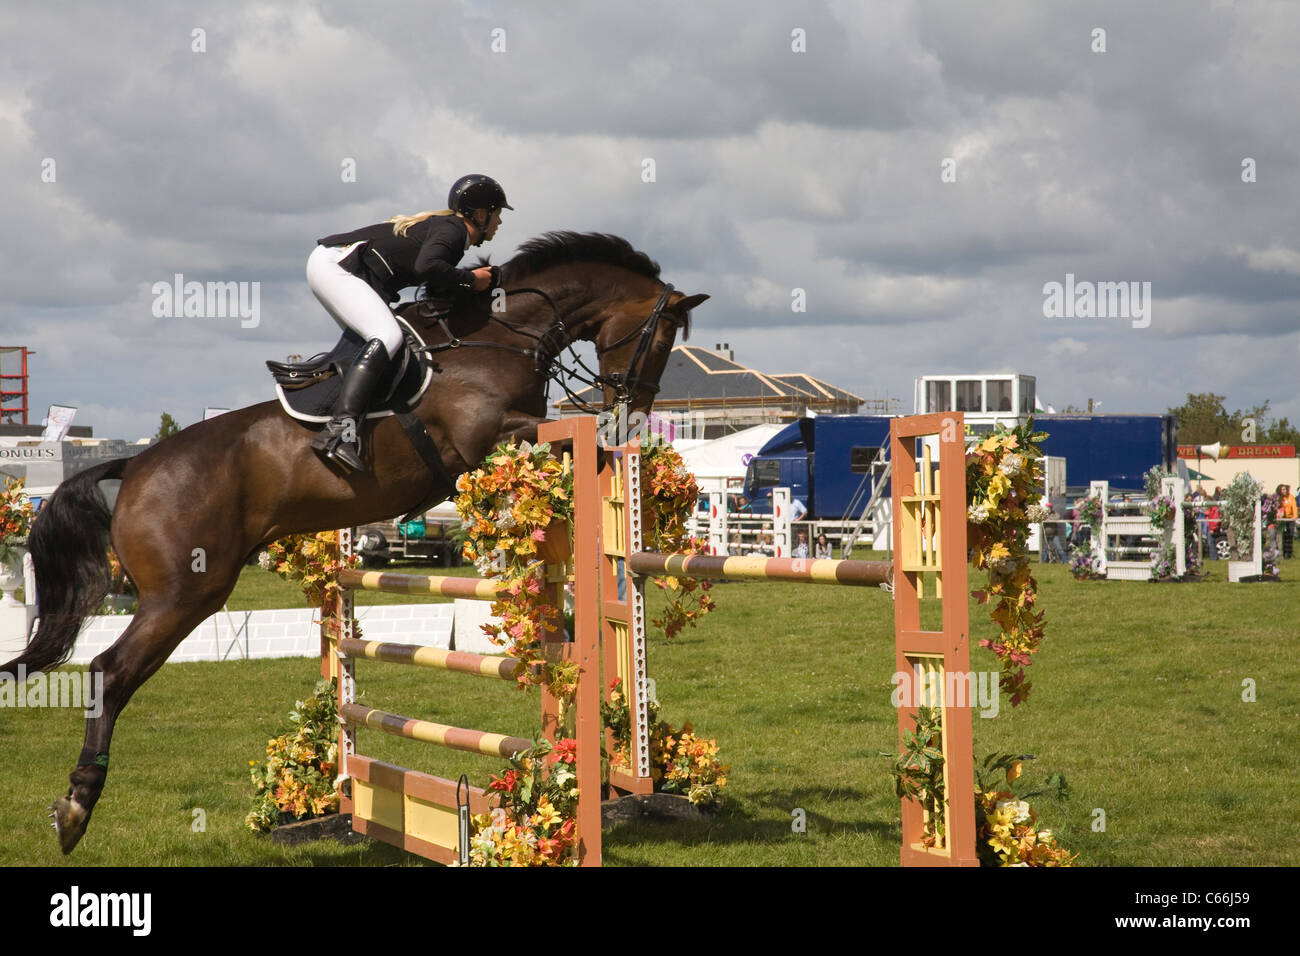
[483,232,662,284]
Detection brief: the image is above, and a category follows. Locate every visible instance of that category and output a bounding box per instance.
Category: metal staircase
[841,447,891,557]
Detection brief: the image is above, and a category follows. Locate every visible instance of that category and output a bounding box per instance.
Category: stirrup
[313,419,365,473]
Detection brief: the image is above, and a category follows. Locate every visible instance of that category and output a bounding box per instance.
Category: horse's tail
[2,458,128,676]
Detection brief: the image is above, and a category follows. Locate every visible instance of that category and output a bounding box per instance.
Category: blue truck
[740,411,1178,518]
[742,415,893,518]
[1034,414,1178,492]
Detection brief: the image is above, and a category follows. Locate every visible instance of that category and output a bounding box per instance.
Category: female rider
[306,173,512,472]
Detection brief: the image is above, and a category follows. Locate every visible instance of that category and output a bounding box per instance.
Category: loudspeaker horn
[1197,442,1223,461]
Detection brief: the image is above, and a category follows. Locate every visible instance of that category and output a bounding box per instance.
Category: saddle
[268,316,434,424]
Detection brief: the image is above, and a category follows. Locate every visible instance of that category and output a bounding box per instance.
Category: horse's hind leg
[52,593,232,854]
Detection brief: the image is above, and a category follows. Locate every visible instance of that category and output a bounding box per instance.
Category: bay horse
[5,231,707,854]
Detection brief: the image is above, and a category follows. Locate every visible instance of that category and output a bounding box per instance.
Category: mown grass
[1,554,1296,866]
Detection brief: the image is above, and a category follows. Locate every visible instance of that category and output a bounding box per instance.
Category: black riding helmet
[448,174,513,215]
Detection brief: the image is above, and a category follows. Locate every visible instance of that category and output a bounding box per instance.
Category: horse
[5,230,707,854]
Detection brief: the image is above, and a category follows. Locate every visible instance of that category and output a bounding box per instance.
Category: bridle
[593,283,682,405]
[412,282,687,413]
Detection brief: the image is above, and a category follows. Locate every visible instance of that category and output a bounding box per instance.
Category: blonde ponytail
[389,209,458,236]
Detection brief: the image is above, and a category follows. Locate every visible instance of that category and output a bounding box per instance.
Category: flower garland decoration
[1140,467,1203,582]
[1146,494,1177,532]
[246,679,340,831]
[248,535,355,834]
[1067,486,1106,579]
[965,421,1048,707]
[602,678,728,809]
[259,530,357,609]
[1076,492,1103,532]
[639,438,716,638]
[0,477,33,564]
[1220,473,1263,562]
[974,753,1077,867]
[463,738,581,866]
[1068,548,1104,581]
[454,440,575,692]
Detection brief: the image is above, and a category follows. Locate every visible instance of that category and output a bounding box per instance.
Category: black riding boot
[311,338,390,473]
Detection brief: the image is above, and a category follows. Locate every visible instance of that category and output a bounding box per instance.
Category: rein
[411,283,680,413]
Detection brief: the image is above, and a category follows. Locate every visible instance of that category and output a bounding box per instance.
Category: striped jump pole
[339,703,534,759]
[337,638,523,681]
[625,552,892,587]
[338,568,501,600]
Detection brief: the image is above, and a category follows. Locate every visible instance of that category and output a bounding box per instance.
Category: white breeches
[306,243,404,358]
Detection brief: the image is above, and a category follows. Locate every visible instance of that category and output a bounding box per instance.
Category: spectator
[1191,487,1209,552]
[793,531,809,559]
[814,533,833,560]
[1204,489,1223,560]
[790,498,808,523]
[1279,484,1297,559]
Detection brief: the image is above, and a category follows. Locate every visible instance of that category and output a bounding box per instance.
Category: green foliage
[1168,392,1300,446]
[154,412,181,442]
[886,706,946,845]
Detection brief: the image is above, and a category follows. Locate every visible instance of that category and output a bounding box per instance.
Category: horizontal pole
[338,638,521,681]
[338,568,501,600]
[626,551,892,587]
[341,703,533,759]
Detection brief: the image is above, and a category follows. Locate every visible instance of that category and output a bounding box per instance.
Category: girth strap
[395,411,456,523]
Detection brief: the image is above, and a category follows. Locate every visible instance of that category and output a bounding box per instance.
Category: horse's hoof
[50,795,90,855]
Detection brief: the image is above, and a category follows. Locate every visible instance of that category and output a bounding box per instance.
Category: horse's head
[593,284,709,415]
[465,232,709,416]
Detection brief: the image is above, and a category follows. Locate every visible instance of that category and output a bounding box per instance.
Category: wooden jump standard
[596,411,978,866]
[320,416,604,866]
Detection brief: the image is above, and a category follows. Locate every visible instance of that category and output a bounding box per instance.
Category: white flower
[494,508,517,530]
[998,454,1023,478]
[968,504,990,524]
[996,798,1032,824]
[257,551,274,570]
[1025,504,1050,523]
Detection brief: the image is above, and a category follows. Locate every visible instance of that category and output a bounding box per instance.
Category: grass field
[1,554,1297,867]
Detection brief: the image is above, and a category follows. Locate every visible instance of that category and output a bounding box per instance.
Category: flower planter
[0,546,25,608]
[536,518,572,564]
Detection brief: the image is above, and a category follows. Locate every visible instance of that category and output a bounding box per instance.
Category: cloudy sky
[2,0,1297,440]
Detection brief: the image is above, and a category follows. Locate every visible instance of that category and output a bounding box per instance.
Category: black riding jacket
[318,215,476,302]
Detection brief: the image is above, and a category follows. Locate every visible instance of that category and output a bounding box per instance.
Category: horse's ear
[674,293,709,312]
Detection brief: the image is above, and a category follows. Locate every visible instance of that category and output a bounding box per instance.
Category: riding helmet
[448,174,513,214]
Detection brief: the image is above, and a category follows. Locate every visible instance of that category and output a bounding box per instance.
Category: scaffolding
[0,347,32,426]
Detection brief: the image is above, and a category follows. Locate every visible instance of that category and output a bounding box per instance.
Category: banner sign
[1177,444,1295,459]
[40,404,78,442]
